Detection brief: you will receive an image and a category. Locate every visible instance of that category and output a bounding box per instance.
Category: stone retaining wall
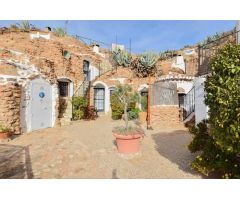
[0,83,21,134]
[150,105,183,128]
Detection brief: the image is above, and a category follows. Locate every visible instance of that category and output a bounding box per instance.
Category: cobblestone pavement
[0,115,202,179]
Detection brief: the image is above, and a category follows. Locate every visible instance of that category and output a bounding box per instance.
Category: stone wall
[58,97,72,126]
[150,105,183,128]
[0,83,21,134]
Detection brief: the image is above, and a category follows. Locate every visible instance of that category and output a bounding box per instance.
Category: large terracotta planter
[113,132,143,154]
[0,132,10,140]
[139,111,147,123]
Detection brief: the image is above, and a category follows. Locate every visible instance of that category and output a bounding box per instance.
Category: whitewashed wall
[176,81,193,93]
[194,77,209,124]
[90,65,100,81]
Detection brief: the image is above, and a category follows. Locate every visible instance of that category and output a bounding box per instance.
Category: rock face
[0,83,21,134]
[0,29,109,134]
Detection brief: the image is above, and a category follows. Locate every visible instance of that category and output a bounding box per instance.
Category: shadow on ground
[0,144,33,179]
[151,130,201,177]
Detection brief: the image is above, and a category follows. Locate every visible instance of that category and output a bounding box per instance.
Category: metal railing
[197,29,240,76]
[183,86,195,120]
[73,65,115,98]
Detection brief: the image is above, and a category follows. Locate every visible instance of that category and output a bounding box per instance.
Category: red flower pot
[0,132,10,140]
[113,132,143,154]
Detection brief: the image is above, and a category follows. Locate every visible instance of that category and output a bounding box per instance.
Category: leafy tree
[205,44,240,153]
[189,44,240,178]
[112,85,138,130]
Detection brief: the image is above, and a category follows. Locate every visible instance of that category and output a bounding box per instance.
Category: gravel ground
[0,115,202,179]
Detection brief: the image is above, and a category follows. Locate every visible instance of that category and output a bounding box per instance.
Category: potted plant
[0,124,11,140]
[112,85,144,154]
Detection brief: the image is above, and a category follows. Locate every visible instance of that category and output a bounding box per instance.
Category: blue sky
[0,20,236,53]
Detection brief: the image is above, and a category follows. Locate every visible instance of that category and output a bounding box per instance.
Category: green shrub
[140,95,147,112]
[54,27,67,37]
[19,21,31,31]
[0,124,10,132]
[72,97,88,120]
[189,44,240,178]
[111,85,138,131]
[110,93,124,120]
[110,90,138,120]
[128,108,140,120]
[188,120,209,152]
[205,44,240,154]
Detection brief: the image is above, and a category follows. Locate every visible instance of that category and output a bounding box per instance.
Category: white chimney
[92,43,100,54]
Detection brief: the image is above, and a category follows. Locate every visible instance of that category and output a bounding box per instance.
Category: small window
[83,60,90,73]
[58,81,69,97]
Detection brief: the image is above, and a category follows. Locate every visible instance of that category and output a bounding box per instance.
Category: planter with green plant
[0,124,11,140]
[112,85,144,154]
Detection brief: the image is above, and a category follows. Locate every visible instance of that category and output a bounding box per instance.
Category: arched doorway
[93,81,110,113]
[57,77,73,125]
[94,83,105,112]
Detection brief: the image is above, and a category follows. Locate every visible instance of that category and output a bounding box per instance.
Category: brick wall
[0,83,21,134]
[150,105,183,128]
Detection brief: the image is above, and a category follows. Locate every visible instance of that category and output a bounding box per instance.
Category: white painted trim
[57,77,73,97]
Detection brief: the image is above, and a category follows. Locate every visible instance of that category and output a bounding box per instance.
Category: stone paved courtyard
[0,115,201,179]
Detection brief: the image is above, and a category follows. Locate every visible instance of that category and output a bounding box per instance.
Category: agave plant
[139,51,157,68]
[131,51,159,78]
[112,49,131,67]
[54,27,67,37]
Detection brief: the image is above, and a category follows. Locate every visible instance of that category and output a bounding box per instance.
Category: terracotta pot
[0,132,9,139]
[139,111,147,123]
[113,132,143,154]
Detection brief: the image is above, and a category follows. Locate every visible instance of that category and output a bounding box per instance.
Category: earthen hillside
[0,28,105,85]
